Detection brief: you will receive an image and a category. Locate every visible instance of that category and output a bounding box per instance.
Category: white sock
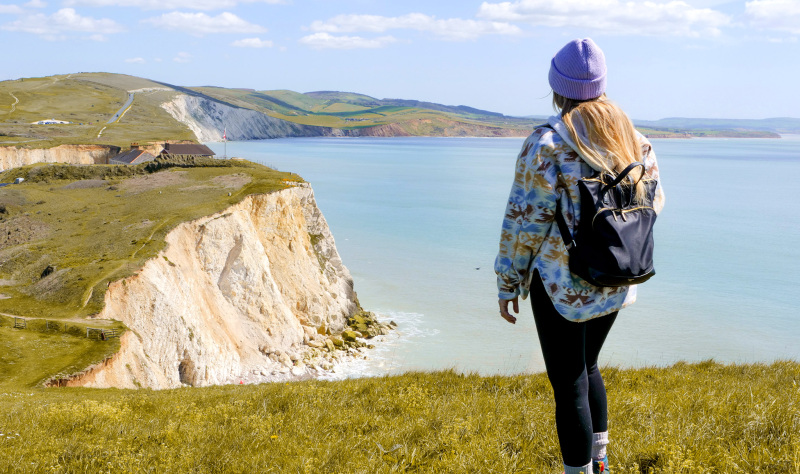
[564,461,593,474]
[592,431,609,460]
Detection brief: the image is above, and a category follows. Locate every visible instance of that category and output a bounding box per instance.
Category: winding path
[8,92,18,114]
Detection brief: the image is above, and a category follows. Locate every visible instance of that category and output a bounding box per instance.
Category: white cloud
[173,51,191,62]
[309,13,521,41]
[477,0,731,37]
[231,37,273,48]
[24,0,47,8]
[143,11,266,35]
[746,0,800,35]
[299,32,397,49]
[64,0,283,10]
[125,57,146,63]
[1,8,122,36]
[0,5,25,14]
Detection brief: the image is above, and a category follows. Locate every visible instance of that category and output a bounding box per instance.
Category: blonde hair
[553,92,647,202]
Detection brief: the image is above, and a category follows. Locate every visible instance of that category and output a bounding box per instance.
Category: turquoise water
[207,135,800,376]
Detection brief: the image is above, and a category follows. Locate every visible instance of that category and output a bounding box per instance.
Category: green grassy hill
[0,73,536,147]
[0,158,298,320]
[0,73,196,148]
[189,86,536,135]
[2,73,795,146]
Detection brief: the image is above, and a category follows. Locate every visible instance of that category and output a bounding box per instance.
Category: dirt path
[8,92,18,114]
[0,311,115,325]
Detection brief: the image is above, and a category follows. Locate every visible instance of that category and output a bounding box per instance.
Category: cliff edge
[54,186,364,389]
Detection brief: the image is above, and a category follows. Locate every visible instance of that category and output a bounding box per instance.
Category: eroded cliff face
[161,95,339,142]
[67,186,359,389]
[0,144,120,170]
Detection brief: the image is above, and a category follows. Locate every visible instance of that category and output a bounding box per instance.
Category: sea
[206,134,800,378]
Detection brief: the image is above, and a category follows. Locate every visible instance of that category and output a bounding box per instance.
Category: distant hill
[635,117,800,133]
[0,73,795,148]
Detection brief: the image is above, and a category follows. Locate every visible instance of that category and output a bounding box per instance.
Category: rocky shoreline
[232,311,397,384]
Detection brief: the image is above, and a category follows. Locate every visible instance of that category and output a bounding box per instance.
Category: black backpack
[555,161,657,287]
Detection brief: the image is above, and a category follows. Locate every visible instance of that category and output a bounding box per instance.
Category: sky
[1,0,799,120]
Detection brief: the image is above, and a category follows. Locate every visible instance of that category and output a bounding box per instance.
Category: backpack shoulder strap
[555,194,577,251]
[538,122,576,250]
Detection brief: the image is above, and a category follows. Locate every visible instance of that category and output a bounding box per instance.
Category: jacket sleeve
[495,135,558,300]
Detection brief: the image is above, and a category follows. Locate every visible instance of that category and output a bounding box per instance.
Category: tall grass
[0,361,797,473]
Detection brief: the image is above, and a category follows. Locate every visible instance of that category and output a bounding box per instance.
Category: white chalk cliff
[0,144,120,170]
[67,186,360,389]
[161,95,340,142]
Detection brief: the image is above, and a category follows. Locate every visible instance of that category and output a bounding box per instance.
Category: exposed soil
[119,170,189,194]
[0,215,50,249]
[211,173,251,189]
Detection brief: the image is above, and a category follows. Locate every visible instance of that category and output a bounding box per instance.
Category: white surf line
[97,126,107,138]
[8,92,18,113]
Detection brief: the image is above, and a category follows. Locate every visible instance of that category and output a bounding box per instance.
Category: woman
[494,38,664,474]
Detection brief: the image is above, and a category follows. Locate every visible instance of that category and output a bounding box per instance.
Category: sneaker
[593,457,609,473]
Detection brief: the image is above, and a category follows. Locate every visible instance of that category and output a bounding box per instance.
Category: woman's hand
[499,297,519,324]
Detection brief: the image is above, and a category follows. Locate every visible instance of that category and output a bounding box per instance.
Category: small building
[158,143,216,158]
[110,148,156,165]
[32,118,71,125]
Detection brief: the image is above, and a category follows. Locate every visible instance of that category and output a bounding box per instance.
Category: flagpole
[223,127,227,159]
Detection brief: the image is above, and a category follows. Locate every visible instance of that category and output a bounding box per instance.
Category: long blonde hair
[553,92,647,202]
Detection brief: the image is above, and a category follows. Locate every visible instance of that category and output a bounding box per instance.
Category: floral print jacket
[495,116,665,322]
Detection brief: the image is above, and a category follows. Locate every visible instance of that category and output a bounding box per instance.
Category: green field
[0,361,797,472]
[0,158,299,320]
[0,315,121,389]
[0,73,195,148]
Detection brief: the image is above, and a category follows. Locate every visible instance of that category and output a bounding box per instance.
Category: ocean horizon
[207,134,800,378]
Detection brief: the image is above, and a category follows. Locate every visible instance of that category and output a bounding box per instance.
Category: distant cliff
[343,119,527,138]
[59,186,363,389]
[161,93,529,141]
[161,95,338,142]
[0,144,120,170]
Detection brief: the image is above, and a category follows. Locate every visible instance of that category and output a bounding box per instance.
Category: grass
[0,360,797,472]
[0,158,300,320]
[0,74,194,148]
[0,314,122,389]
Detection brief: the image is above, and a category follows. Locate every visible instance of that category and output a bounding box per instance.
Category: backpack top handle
[604,162,646,190]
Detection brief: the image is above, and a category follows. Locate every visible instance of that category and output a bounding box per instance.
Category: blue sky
[1,0,798,120]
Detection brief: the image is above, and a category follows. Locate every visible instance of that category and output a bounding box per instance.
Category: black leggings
[530,274,617,466]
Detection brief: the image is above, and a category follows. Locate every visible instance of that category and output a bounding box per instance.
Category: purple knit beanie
[549,38,607,100]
